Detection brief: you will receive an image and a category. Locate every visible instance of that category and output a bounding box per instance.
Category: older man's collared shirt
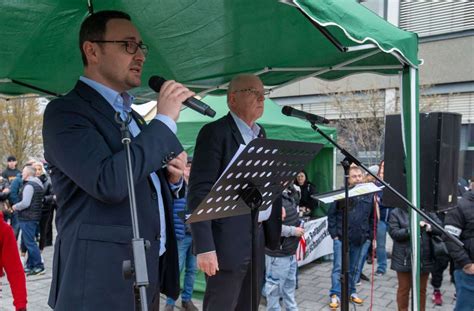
[80,76,175,256]
[229,111,261,144]
[229,111,272,222]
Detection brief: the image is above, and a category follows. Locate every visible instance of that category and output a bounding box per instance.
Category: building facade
[270,0,474,181]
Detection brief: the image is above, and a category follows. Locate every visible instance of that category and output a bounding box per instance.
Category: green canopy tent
[178,96,337,205]
[0,0,422,307]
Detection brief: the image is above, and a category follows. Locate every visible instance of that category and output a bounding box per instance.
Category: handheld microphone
[148,76,216,117]
[281,106,329,124]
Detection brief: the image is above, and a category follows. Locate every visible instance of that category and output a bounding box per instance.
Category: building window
[399,1,474,37]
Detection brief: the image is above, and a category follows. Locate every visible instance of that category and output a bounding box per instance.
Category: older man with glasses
[188,74,282,311]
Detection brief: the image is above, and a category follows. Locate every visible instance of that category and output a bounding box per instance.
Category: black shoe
[27,267,45,276]
[360,273,370,281]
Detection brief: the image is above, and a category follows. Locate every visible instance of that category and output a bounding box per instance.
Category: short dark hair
[79,10,131,66]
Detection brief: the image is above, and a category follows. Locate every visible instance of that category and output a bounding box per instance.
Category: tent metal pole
[10,79,61,97]
[297,9,347,52]
[345,44,378,52]
[409,66,421,311]
[270,49,381,92]
[269,65,403,71]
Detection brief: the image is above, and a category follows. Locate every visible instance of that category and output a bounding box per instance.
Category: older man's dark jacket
[188,113,282,270]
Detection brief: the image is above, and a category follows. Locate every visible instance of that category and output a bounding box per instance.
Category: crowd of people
[0,156,56,310]
[1,8,473,311]
[325,160,474,311]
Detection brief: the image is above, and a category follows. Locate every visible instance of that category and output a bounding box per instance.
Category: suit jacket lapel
[226,113,245,146]
[73,80,121,132]
[130,109,147,130]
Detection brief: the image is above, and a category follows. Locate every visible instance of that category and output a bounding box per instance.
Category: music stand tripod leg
[241,185,263,311]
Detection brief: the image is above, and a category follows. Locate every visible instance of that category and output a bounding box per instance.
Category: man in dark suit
[42,10,194,310]
[188,74,282,310]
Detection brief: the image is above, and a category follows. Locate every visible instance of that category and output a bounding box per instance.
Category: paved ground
[1,235,456,310]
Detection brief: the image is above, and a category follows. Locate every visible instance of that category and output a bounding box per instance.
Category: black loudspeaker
[383,112,461,212]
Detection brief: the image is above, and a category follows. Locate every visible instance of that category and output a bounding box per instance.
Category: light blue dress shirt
[229,111,272,222]
[80,76,177,256]
[229,111,261,144]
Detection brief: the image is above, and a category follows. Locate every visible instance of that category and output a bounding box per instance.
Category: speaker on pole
[383,112,462,212]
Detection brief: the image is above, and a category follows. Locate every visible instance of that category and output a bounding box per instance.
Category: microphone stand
[308,121,464,311]
[115,112,149,311]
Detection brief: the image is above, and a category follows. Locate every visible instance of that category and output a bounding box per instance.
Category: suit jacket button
[155,234,160,240]
[151,192,158,200]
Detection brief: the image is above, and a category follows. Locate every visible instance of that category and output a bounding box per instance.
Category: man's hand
[420,221,432,232]
[463,263,474,275]
[156,80,195,121]
[167,151,187,184]
[197,252,219,276]
[2,188,10,193]
[294,227,305,237]
[281,206,286,220]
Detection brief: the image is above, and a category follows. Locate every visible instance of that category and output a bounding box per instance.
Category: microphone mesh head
[281,106,293,116]
[148,76,166,91]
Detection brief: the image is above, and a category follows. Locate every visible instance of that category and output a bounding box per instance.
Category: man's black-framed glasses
[91,40,149,56]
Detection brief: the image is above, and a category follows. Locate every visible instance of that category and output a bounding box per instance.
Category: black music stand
[187,138,323,311]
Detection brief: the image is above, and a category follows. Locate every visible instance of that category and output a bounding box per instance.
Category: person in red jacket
[0,211,27,310]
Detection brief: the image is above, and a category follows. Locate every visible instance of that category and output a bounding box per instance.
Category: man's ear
[227,92,236,109]
[83,41,99,65]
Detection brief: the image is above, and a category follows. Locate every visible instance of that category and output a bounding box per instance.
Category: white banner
[296,216,333,267]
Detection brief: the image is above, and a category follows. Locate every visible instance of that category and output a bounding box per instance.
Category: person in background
[32,162,54,251]
[371,161,391,277]
[188,74,282,310]
[444,180,474,311]
[294,170,317,217]
[0,176,11,213]
[356,164,380,284]
[7,171,22,239]
[2,156,21,183]
[42,10,190,310]
[0,211,27,311]
[327,166,374,309]
[389,206,442,311]
[263,183,304,311]
[165,157,198,311]
[12,165,45,276]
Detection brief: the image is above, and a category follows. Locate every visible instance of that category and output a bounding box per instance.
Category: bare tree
[329,89,385,166]
[0,97,44,166]
[327,85,449,166]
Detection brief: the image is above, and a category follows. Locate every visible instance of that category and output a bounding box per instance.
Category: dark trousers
[39,207,54,250]
[203,227,265,311]
[396,271,429,311]
[431,255,450,289]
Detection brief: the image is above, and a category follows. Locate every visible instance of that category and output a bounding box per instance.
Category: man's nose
[134,48,146,61]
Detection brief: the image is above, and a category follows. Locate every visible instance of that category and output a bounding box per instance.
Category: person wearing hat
[2,156,21,183]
